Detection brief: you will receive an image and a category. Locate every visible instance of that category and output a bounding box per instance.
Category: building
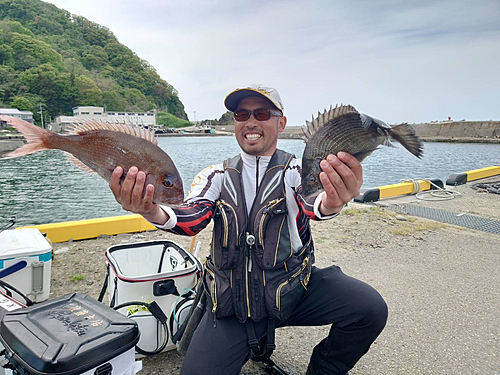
[0,108,34,129]
[51,106,159,132]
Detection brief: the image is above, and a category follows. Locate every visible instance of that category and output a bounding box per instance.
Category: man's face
[234,96,287,156]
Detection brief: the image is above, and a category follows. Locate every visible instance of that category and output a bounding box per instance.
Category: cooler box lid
[0,293,139,375]
[0,228,52,259]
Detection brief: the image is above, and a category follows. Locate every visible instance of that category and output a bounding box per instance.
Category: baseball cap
[224,85,284,112]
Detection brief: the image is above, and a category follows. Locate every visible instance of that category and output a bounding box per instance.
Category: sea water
[0,136,499,226]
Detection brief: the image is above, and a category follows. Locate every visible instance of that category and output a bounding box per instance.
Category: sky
[47,0,500,126]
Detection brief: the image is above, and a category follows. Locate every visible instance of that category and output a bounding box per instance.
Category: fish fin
[65,120,158,145]
[360,113,390,131]
[302,104,359,139]
[352,149,376,162]
[386,123,424,158]
[67,154,95,173]
[382,138,397,148]
[1,116,52,159]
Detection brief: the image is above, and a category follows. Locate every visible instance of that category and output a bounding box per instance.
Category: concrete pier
[39,173,500,375]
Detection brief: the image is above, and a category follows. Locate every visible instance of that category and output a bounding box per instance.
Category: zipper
[301,268,311,289]
[216,201,229,248]
[255,197,285,246]
[255,156,260,195]
[216,199,239,248]
[275,257,309,311]
[205,267,218,313]
[245,257,251,317]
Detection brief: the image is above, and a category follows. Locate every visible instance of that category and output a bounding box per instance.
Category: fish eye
[163,177,173,187]
[308,176,316,183]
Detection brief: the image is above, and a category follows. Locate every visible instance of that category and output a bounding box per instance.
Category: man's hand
[318,152,363,216]
[109,166,169,225]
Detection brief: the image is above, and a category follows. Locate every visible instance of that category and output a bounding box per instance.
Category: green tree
[74,75,102,106]
[81,45,108,70]
[219,111,234,124]
[103,90,127,111]
[122,88,154,111]
[10,32,63,70]
[9,96,32,110]
[0,0,187,119]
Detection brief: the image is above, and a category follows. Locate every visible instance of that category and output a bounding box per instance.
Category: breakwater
[2,121,499,151]
[411,121,500,142]
[284,121,500,142]
[217,121,500,142]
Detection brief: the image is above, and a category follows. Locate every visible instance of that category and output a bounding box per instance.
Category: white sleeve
[152,205,177,230]
[185,163,224,203]
[313,192,344,219]
[148,163,224,230]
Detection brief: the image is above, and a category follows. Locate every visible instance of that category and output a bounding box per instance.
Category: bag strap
[245,318,276,361]
[97,264,109,303]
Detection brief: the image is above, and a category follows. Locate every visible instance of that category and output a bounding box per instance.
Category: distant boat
[196,124,214,133]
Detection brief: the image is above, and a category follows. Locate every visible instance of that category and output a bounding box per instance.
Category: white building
[51,106,159,132]
[0,108,34,128]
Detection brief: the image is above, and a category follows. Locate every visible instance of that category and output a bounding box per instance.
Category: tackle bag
[0,293,141,375]
[99,240,201,356]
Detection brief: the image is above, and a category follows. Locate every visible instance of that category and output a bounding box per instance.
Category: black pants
[181,266,388,375]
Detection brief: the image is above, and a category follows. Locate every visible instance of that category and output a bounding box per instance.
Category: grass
[344,206,446,236]
[390,220,446,236]
[70,274,85,282]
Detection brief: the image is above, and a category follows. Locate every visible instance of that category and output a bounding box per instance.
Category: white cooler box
[0,228,52,303]
[103,240,201,355]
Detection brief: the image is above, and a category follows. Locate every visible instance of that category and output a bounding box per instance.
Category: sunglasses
[233,108,282,122]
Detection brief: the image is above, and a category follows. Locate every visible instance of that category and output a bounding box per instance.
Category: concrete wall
[412,121,500,140]
[0,139,24,153]
[217,121,500,141]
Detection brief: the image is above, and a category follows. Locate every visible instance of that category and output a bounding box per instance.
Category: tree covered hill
[0,0,187,125]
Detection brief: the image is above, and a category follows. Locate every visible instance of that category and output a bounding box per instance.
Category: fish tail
[3,117,54,159]
[387,123,424,158]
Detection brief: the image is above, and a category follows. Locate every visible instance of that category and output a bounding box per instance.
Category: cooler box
[0,293,141,375]
[0,228,52,303]
[105,240,200,354]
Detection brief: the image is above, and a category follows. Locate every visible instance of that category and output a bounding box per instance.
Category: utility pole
[39,104,44,129]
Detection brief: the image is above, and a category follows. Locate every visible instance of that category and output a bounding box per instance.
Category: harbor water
[1,136,499,226]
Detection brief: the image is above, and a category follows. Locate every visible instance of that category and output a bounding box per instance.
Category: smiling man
[110,85,388,375]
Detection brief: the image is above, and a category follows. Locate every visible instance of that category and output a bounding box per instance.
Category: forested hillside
[0,0,187,124]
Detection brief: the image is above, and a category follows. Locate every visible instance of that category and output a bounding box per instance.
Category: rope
[399,179,461,201]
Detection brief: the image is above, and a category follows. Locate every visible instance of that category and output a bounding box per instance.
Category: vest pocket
[212,200,241,269]
[264,256,312,322]
[204,258,234,319]
[254,198,291,269]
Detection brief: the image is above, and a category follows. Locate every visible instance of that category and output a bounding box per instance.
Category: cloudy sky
[47,0,500,126]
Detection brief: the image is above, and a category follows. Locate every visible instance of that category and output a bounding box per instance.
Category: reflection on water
[1,136,499,226]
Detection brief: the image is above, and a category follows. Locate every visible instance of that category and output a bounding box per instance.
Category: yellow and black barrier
[18,214,157,243]
[446,166,500,186]
[354,179,444,203]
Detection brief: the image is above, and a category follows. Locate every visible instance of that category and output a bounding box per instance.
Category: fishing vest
[203,149,314,323]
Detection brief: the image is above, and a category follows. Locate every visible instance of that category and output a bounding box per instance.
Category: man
[110,85,388,375]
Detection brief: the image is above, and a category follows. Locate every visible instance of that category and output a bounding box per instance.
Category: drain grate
[386,204,500,235]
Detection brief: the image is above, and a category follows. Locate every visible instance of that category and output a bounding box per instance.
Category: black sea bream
[301,104,423,198]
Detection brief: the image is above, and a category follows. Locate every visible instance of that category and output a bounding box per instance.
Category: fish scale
[304,114,377,160]
[300,105,423,198]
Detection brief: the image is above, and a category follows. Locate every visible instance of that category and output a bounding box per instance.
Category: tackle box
[0,293,141,375]
[0,228,52,303]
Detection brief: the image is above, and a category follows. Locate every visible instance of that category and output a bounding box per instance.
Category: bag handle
[113,300,169,356]
[0,279,33,307]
